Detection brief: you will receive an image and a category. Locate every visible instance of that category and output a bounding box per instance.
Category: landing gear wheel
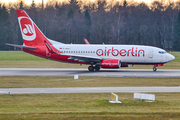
[88,66,94,72]
[153,67,157,71]
[95,66,100,71]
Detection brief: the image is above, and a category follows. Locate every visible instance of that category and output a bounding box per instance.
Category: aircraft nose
[168,54,175,61]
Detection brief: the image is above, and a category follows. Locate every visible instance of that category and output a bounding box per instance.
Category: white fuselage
[52,43,175,64]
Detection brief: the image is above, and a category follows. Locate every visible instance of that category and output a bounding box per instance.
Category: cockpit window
[159,51,167,54]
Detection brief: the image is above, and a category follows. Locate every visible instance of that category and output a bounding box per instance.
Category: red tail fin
[16,10,47,46]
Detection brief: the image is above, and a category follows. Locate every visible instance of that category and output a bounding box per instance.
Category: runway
[0,68,180,77]
[0,87,180,94]
[0,68,180,94]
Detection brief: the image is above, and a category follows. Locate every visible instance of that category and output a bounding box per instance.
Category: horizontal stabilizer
[6,43,36,50]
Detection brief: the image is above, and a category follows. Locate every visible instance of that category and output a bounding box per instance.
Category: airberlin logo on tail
[18,17,36,41]
[23,24,33,34]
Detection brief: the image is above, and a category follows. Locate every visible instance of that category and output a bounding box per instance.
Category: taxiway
[0,87,180,94]
[0,68,180,77]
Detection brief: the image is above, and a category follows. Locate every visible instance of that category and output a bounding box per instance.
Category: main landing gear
[88,65,100,72]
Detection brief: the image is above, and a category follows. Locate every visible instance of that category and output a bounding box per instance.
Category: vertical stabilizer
[16,10,47,46]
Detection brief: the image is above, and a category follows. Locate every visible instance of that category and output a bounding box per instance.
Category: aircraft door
[148,49,153,58]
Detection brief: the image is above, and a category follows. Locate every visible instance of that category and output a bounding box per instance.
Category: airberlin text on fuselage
[96,47,145,57]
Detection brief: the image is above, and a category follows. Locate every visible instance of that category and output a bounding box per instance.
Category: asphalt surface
[0,68,180,77]
[0,68,179,94]
[0,87,180,94]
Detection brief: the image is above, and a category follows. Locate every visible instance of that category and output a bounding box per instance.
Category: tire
[95,66,100,71]
[88,66,94,72]
[153,67,157,71]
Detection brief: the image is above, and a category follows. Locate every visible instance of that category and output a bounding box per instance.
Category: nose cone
[168,54,175,62]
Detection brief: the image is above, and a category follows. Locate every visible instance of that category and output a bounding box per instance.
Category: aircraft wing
[63,53,102,63]
[44,41,102,63]
[44,41,101,63]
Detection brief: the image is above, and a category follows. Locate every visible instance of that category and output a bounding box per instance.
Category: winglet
[84,38,90,45]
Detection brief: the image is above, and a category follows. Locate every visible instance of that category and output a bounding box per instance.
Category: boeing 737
[6,10,175,71]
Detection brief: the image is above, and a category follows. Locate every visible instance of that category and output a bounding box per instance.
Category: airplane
[6,10,175,72]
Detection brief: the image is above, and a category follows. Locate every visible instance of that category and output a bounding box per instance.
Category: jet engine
[101,59,121,68]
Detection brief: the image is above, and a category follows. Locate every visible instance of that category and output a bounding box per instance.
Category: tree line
[1,0,180,51]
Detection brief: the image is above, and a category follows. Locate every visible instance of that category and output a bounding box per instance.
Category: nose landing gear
[153,63,163,71]
[153,67,157,71]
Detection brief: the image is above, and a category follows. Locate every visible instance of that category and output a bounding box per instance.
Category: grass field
[0,51,180,69]
[0,93,180,119]
[0,76,180,88]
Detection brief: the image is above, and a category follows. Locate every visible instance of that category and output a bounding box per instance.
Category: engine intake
[101,59,121,68]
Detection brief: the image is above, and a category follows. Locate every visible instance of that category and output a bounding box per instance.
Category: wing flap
[64,53,102,63]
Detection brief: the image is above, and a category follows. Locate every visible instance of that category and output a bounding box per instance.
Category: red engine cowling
[101,59,121,68]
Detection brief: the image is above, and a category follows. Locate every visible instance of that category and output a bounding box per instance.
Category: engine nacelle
[101,59,121,68]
